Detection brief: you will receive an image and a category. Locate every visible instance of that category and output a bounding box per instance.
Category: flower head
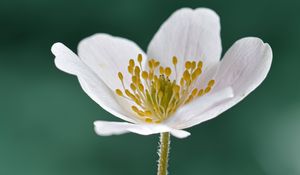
[51,8,272,138]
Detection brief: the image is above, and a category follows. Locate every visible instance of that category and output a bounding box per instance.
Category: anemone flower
[52,8,272,175]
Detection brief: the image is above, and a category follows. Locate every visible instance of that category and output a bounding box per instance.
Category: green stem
[157,132,171,175]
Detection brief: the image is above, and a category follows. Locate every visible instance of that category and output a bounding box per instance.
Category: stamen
[197,89,204,96]
[191,88,198,96]
[142,71,148,80]
[118,72,126,90]
[208,80,215,87]
[185,61,192,69]
[128,66,133,74]
[138,84,144,92]
[191,61,196,71]
[148,60,153,69]
[172,56,178,65]
[204,87,211,93]
[145,118,153,123]
[154,61,160,68]
[137,54,143,63]
[197,61,203,69]
[172,56,178,80]
[134,66,140,76]
[130,83,136,91]
[118,72,123,81]
[129,59,135,67]
[159,66,164,74]
[165,67,171,77]
[183,70,190,82]
[115,54,215,123]
[115,89,123,96]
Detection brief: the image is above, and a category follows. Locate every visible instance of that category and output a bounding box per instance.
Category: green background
[0,0,299,174]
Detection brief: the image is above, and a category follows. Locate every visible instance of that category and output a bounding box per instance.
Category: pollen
[115,54,215,123]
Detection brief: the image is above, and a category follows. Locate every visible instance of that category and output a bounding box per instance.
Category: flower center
[115,54,215,123]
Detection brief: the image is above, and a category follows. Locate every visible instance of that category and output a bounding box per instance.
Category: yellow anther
[208,80,215,87]
[197,61,203,69]
[130,83,136,91]
[132,76,138,84]
[131,106,139,113]
[149,60,154,69]
[183,70,190,81]
[159,66,164,74]
[133,97,141,106]
[165,67,171,77]
[204,87,211,93]
[191,61,196,70]
[128,66,133,74]
[195,68,202,76]
[115,89,123,96]
[142,71,148,79]
[192,88,198,96]
[137,54,143,63]
[172,56,178,65]
[145,118,153,123]
[153,75,158,82]
[125,89,134,98]
[138,111,145,116]
[197,89,204,96]
[154,61,160,67]
[118,72,123,81]
[144,111,152,116]
[192,68,202,80]
[129,59,135,67]
[185,61,192,69]
[134,66,140,76]
[138,83,144,92]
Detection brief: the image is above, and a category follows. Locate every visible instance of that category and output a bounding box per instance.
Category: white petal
[214,37,272,94]
[94,121,190,139]
[52,42,85,75]
[164,87,234,129]
[52,43,139,123]
[169,129,191,138]
[147,8,222,79]
[78,34,146,90]
[174,37,272,129]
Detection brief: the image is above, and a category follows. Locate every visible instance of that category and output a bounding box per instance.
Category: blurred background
[0,0,299,175]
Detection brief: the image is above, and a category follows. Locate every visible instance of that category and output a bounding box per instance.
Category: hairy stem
[157,132,171,175]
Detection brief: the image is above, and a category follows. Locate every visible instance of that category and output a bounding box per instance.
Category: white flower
[51,8,272,139]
